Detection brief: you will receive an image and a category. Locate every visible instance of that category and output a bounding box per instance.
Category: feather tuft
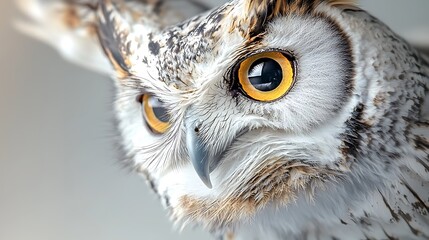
[244,0,357,38]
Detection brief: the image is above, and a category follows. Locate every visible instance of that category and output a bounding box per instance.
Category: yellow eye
[141,94,170,134]
[237,51,295,102]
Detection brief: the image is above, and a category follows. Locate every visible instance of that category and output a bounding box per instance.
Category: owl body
[18,0,429,239]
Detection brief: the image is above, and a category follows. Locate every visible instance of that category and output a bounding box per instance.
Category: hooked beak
[186,119,213,188]
[185,112,247,189]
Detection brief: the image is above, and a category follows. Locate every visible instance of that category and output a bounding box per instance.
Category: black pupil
[248,58,283,91]
[149,97,169,123]
[153,107,169,123]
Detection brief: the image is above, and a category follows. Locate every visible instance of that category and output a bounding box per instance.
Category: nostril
[194,120,203,133]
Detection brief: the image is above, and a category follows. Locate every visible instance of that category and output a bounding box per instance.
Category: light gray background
[1,1,428,240]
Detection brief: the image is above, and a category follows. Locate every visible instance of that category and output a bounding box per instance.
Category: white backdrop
[0,1,428,240]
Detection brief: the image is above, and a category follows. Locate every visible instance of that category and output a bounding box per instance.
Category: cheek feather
[172,159,341,230]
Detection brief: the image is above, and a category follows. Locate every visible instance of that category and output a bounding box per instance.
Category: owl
[17,0,429,239]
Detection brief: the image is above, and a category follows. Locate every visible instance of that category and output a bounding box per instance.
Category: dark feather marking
[378,189,400,221]
[414,135,429,151]
[417,158,429,173]
[382,228,399,240]
[341,103,369,161]
[398,210,421,236]
[410,71,429,79]
[148,41,160,55]
[359,216,372,227]
[402,180,429,212]
[415,121,429,128]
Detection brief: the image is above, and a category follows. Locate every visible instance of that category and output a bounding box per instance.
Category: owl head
[96,0,424,234]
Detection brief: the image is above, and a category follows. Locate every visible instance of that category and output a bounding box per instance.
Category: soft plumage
[18,0,429,239]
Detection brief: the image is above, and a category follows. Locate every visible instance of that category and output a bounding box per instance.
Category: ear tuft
[244,0,357,38]
[97,0,133,79]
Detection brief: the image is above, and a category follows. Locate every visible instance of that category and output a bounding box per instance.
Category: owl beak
[186,120,213,189]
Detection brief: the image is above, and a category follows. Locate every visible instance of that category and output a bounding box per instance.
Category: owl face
[103,0,360,230]
[16,0,428,237]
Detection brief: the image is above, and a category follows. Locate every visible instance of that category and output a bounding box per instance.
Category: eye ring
[236,51,295,102]
[141,94,170,134]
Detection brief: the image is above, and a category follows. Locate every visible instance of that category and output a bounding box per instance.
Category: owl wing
[16,0,217,75]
